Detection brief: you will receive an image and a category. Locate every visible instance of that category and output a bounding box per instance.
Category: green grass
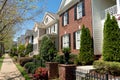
[16,63,30,80]
[0,56,4,70]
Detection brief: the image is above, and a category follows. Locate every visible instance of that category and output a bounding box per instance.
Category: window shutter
[74,5,77,20]
[68,34,71,48]
[73,32,76,49]
[67,11,69,24]
[62,15,64,26]
[82,0,85,16]
[61,36,63,49]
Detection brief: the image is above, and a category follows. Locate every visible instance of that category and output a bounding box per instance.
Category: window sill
[63,24,68,27]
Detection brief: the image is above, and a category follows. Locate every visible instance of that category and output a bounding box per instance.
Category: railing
[76,70,120,80]
[105,5,117,16]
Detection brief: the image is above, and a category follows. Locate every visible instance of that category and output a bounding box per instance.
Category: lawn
[0,55,4,70]
[16,63,30,80]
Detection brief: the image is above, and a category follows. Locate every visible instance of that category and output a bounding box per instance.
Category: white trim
[75,30,81,49]
[62,34,69,48]
[77,2,83,19]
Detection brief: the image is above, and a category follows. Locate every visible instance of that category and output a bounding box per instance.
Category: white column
[117,0,120,14]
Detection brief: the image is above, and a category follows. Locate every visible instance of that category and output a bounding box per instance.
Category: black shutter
[61,36,63,49]
[62,14,64,26]
[73,32,76,49]
[82,0,85,16]
[67,11,69,24]
[74,5,77,20]
[68,34,71,48]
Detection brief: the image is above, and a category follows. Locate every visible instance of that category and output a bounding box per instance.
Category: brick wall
[59,0,92,54]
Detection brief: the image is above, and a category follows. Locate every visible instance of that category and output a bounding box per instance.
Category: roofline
[57,0,80,15]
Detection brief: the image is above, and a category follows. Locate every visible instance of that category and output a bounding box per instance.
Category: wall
[91,0,116,55]
[59,0,92,54]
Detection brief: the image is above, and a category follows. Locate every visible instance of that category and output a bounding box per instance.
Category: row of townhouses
[17,0,120,58]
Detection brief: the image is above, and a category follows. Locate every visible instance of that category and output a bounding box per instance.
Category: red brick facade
[59,0,92,54]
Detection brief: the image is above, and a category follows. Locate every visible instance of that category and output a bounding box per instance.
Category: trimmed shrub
[25,43,33,55]
[19,57,33,66]
[62,47,71,64]
[93,60,120,75]
[54,54,65,64]
[79,25,94,65]
[39,36,57,62]
[103,13,120,61]
[69,54,77,64]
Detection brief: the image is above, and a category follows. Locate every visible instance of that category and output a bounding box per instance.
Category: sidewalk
[0,54,25,80]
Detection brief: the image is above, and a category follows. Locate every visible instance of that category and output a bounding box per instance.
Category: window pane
[62,34,69,48]
[77,2,82,19]
[64,12,68,26]
[75,31,80,49]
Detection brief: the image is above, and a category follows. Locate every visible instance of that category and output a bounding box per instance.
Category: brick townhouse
[58,0,93,54]
[58,0,120,56]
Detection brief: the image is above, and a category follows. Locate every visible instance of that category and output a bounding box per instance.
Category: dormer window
[62,11,69,26]
[45,17,48,23]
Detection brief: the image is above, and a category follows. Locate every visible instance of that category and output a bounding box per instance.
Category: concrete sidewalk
[0,54,25,80]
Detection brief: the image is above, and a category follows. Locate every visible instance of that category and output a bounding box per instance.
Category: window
[74,1,85,20]
[46,28,49,34]
[55,23,58,33]
[51,26,54,33]
[48,27,50,34]
[50,23,58,34]
[62,12,69,26]
[45,17,48,23]
[74,30,81,49]
[46,28,50,34]
[77,2,83,19]
[62,34,70,48]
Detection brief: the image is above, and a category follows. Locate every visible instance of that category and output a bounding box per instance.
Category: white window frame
[46,28,49,34]
[51,25,54,33]
[77,2,83,19]
[75,30,81,49]
[63,12,68,26]
[62,34,69,48]
[55,23,58,34]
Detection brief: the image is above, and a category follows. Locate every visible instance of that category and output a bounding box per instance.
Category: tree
[25,43,33,55]
[39,36,57,62]
[18,44,25,57]
[0,0,45,55]
[103,13,120,61]
[79,25,94,65]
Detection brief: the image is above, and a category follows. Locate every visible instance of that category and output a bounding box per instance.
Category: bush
[24,62,34,69]
[79,25,94,65]
[19,57,33,66]
[24,62,37,74]
[39,36,57,62]
[93,60,120,75]
[103,13,120,61]
[13,56,18,62]
[54,54,65,64]
[25,43,33,55]
[62,47,71,64]
[69,54,77,64]
[33,67,48,80]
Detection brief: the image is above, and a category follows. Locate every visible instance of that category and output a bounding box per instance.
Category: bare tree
[0,0,45,54]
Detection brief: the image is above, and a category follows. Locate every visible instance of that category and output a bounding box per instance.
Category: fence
[76,71,120,80]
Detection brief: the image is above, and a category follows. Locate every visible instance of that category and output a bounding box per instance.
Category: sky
[15,0,62,41]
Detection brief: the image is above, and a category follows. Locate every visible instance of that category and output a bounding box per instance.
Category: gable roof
[42,12,59,22]
[58,0,80,15]
[42,12,59,27]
